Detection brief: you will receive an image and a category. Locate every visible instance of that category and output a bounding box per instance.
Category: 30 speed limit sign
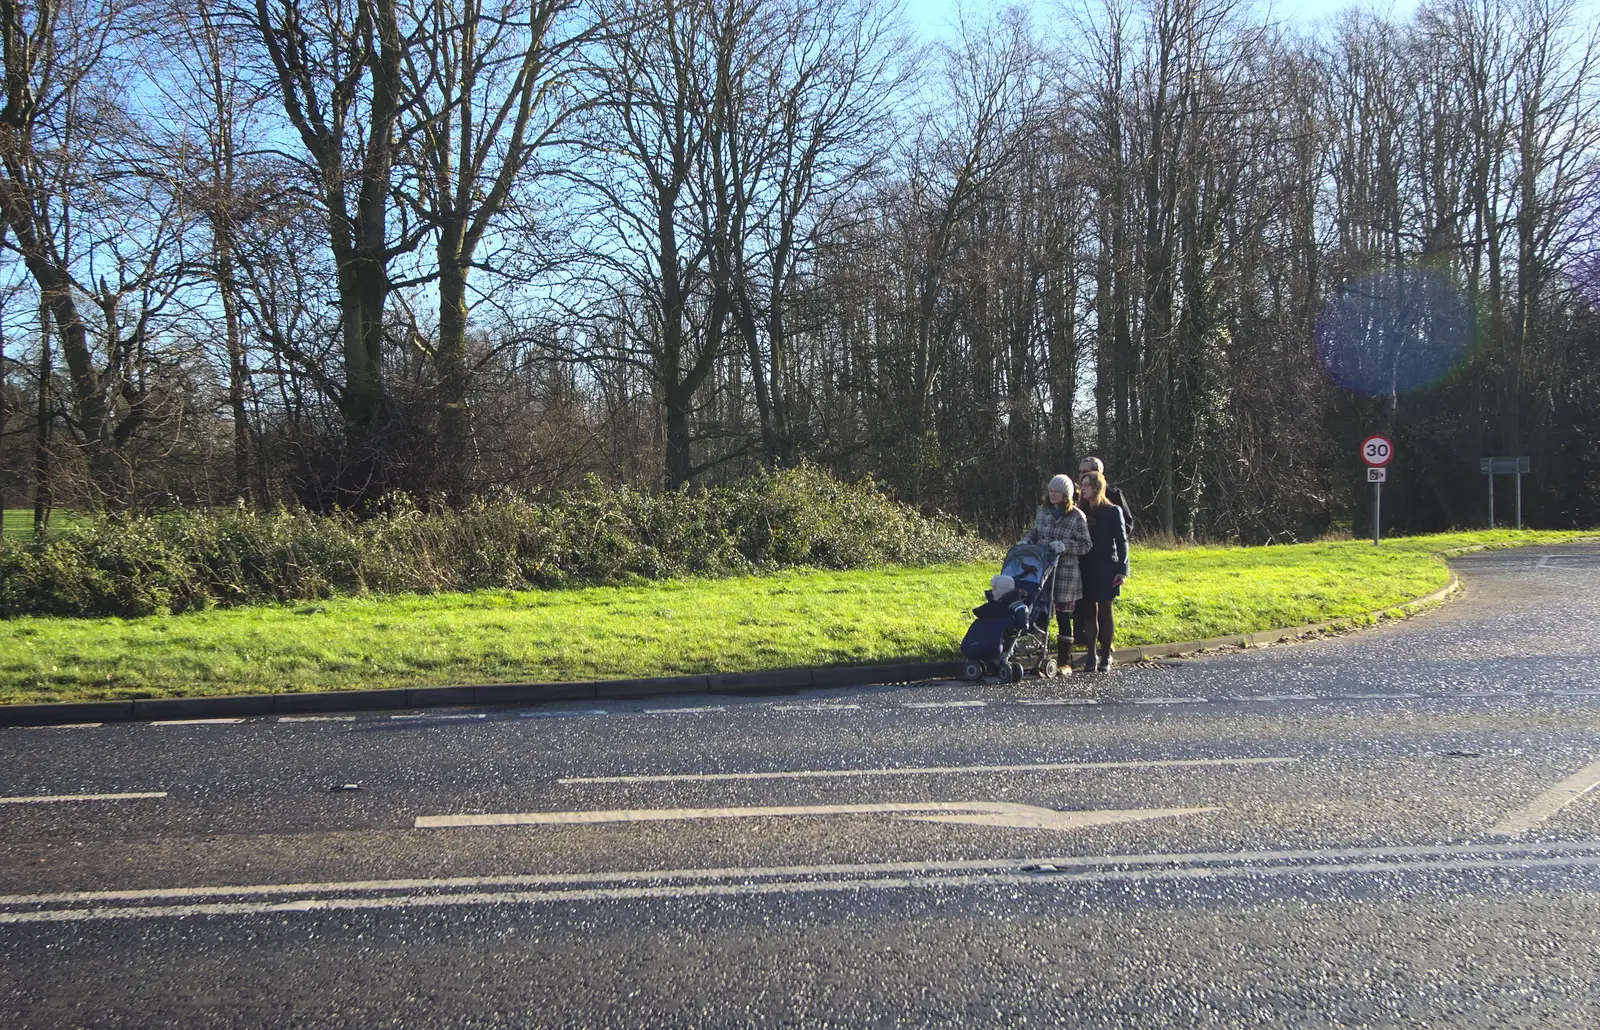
[1362,435,1393,467]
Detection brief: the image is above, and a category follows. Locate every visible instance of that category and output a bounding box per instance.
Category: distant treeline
[0,0,1596,543]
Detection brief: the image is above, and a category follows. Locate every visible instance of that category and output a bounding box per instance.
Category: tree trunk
[32,303,50,533]
[437,234,473,491]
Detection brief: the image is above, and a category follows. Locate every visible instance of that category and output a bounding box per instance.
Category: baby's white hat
[990,574,1015,596]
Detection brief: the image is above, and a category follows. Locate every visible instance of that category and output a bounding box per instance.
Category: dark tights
[1081,600,1115,652]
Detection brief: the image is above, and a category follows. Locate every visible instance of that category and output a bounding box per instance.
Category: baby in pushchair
[959,543,1059,683]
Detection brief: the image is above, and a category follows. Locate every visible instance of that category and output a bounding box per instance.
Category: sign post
[1479,456,1530,529]
[1362,436,1393,545]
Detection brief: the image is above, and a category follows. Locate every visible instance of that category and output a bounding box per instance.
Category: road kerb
[0,576,1463,727]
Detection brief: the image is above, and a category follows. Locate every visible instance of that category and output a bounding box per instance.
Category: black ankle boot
[1097,647,1114,672]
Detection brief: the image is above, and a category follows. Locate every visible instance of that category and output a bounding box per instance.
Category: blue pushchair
[959,543,1059,683]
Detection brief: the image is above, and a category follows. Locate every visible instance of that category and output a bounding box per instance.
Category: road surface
[2,543,1598,1028]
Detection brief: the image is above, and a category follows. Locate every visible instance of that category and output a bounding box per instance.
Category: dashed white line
[644,706,728,715]
[152,718,245,726]
[559,756,1297,785]
[277,715,358,723]
[903,700,987,709]
[773,703,863,712]
[518,709,610,719]
[390,712,487,721]
[0,792,167,805]
[1132,697,1209,705]
[1226,695,1319,702]
[1018,698,1101,706]
[1490,758,1600,838]
[21,723,103,729]
[1340,693,1422,700]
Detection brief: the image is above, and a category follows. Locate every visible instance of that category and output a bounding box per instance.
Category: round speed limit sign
[1362,435,1393,467]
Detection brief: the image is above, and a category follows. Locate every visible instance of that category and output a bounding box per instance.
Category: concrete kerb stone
[0,699,135,728]
[0,573,1472,728]
[708,668,813,693]
[594,674,710,699]
[131,695,277,721]
[274,689,410,715]
[472,681,599,705]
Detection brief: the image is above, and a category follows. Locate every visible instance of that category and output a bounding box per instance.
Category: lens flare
[1316,268,1473,396]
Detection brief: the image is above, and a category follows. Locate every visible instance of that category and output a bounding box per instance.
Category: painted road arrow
[414,802,1219,832]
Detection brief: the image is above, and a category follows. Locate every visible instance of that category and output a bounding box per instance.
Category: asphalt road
[2,543,1598,1028]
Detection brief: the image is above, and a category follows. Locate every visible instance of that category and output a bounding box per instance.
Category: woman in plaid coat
[1021,474,1093,671]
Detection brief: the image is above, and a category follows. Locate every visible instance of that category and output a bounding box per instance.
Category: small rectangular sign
[1480,456,1531,474]
[1367,467,1387,482]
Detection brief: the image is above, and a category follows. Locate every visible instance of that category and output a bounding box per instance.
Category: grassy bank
[0,529,1591,705]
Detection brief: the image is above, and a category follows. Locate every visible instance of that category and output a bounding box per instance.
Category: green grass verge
[0,529,1592,705]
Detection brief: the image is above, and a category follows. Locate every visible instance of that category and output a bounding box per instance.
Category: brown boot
[1054,612,1074,677]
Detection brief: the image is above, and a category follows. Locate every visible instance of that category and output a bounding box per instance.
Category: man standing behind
[1073,456,1133,663]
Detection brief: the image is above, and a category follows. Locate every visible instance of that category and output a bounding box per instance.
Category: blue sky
[900,0,1423,37]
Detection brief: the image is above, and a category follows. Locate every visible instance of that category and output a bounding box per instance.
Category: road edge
[0,574,1474,728]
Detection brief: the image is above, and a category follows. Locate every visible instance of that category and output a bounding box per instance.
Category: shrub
[0,466,989,618]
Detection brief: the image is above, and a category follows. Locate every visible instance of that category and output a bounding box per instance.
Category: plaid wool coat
[1022,504,1092,607]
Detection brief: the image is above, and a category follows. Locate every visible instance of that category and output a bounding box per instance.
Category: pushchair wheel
[963,660,984,681]
[997,662,1015,684]
[1010,661,1026,682]
[1040,657,1058,679]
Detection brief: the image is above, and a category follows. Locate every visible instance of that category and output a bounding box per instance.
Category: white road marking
[1226,695,1319,702]
[1489,758,1600,838]
[1018,698,1100,706]
[414,801,1214,832]
[277,715,358,723]
[1552,690,1600,697]
[1132,697,1209,705]
[153,718,245,726]
[0,792,167,806]
[773,703,863,712]
[6,841,1598,924]
[391,712,487,721]
[559,756,1297,785]
[644,706,727,715]
[21,723,103,729]
[519,709,610,719]
[1340,693,1422,700]
[903,700,986,709]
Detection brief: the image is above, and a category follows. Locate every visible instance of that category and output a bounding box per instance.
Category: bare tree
[246,0,418,433]
[398,0,595,493]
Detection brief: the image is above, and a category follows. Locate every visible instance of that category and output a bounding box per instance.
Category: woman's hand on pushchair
[1048,540,1067,555]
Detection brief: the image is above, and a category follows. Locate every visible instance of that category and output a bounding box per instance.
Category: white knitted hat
[1047,474,1074,496]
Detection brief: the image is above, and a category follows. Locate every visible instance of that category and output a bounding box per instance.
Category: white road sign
[1362,435,1393,466]
[1367,467,1387,483]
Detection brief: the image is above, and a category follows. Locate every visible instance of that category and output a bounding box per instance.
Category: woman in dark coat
[1076,470,1129,671]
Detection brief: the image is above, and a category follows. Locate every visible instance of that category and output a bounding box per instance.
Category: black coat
[1079,504,1129,602]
